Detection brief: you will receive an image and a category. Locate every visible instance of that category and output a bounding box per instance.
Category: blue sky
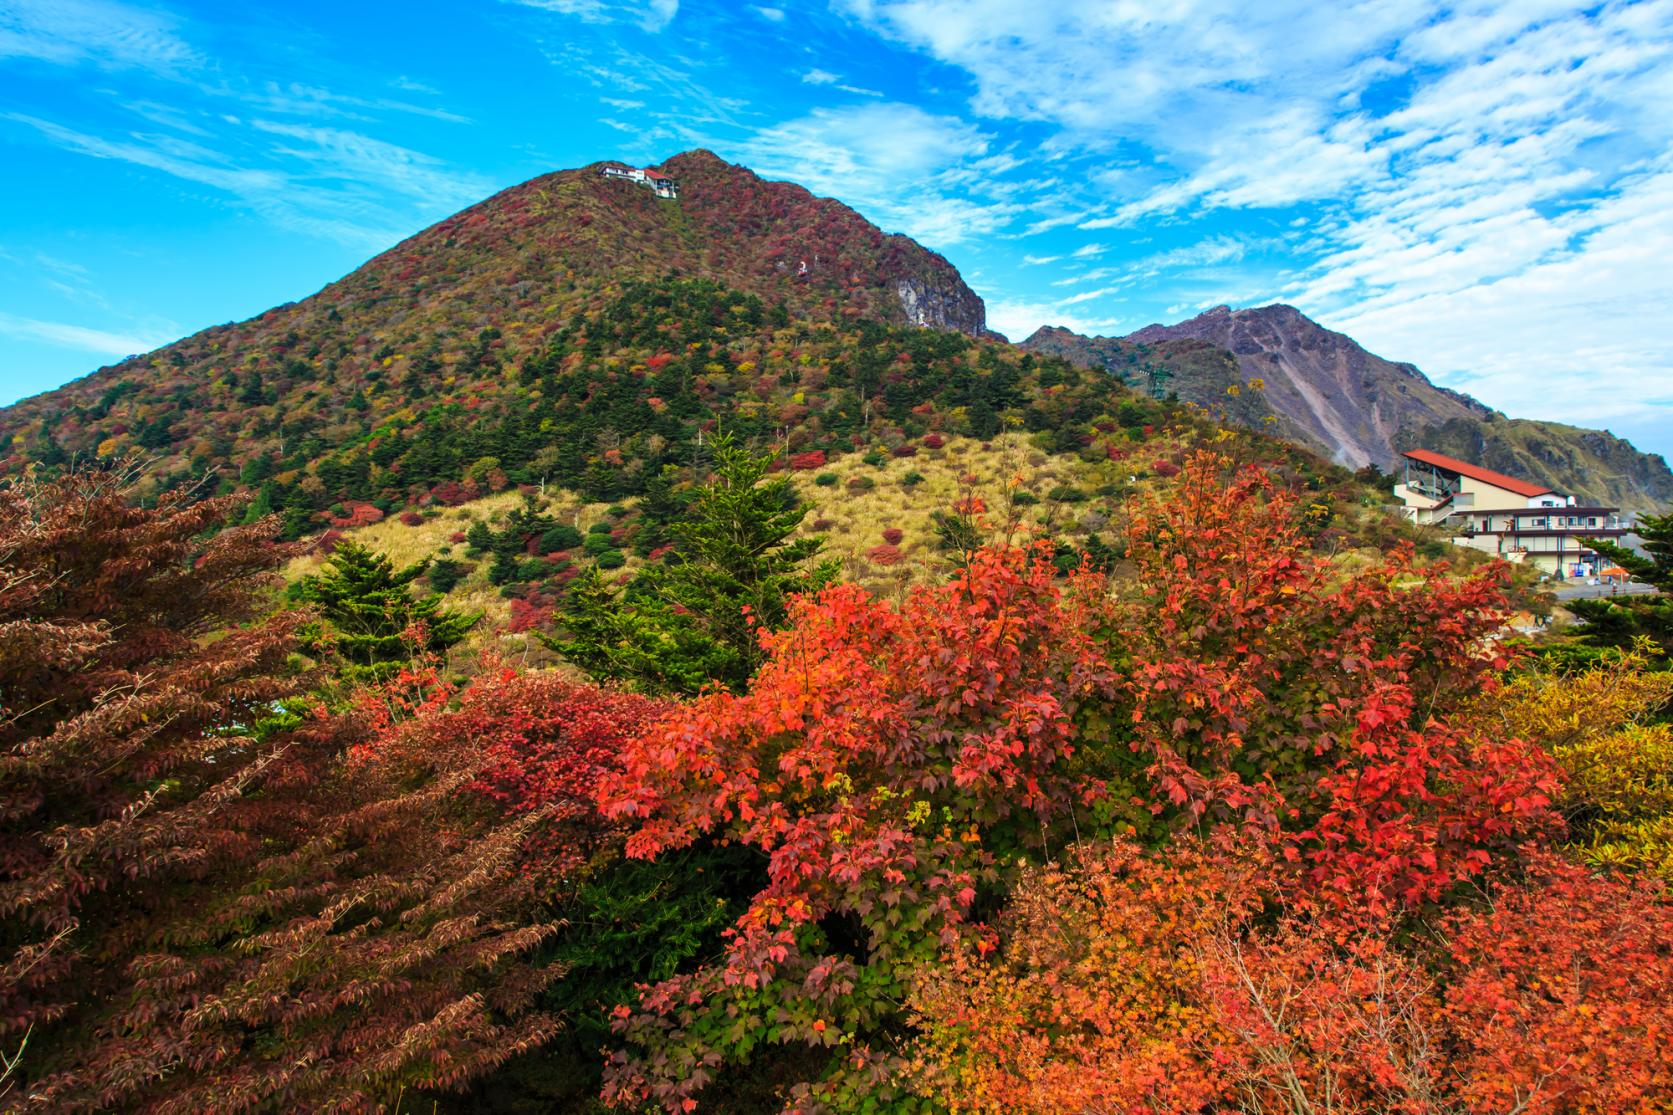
[3,0,1671,458]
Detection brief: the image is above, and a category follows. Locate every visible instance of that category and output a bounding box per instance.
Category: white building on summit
[600,164,679,199]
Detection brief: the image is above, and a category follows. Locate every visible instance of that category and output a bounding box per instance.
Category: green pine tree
[545,434,837,695]
[1569,512,1673,656]
[290,540,479,682]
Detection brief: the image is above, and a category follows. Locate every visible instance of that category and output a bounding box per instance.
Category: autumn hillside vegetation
[1,443,1669,1113]
[0,149,1667,1114]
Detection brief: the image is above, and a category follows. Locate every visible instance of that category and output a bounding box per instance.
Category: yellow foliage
[1484,646,1673,879]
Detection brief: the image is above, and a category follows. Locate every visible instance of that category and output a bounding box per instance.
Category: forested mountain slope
[0,149,991,510]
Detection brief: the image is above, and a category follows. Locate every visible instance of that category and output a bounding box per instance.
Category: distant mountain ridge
[1025,305,1673,511]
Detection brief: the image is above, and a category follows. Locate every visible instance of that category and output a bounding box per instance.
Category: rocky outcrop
[894,275,986,335]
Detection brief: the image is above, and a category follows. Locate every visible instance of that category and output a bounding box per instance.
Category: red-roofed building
[1394,449,1630,576]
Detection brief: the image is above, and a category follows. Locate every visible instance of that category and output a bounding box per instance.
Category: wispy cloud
[740,101,1013,244]
[504,0,679,33]
[842,0,1673,446]
[0,0,201,74]
[0,309,171,358]
[6,111,491,250]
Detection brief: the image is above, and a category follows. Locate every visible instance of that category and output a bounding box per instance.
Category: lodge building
[1393,448,1631,577]
[600,164,679,199]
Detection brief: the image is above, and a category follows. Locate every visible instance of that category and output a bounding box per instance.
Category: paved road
[1549,581,1659,602]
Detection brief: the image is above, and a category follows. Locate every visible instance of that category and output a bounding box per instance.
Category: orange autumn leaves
[591,451,1614,1111]
[909,843,1673,1114]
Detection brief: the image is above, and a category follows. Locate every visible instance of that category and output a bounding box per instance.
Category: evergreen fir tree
[291,540,478,681]
[546,434,836,695]
[1569,512,1673,655]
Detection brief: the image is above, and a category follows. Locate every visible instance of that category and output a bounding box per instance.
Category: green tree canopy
[291,539,478,681]
[1572,512,1673,656]
[546,434,837,695]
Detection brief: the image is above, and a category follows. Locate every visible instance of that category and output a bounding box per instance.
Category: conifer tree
[547,434,836,695]
[291,539,477,681]
[1571,512,1673,654]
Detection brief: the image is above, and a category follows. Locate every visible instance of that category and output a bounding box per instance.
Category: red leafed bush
[790,450,828,471]
[867,543,903,566]
[328,501,385,528]
[507,595,552,634]
[881,528,904,545]
[914,841,1673,1115]
[1116,451,1556,914]
[892,444,918,458]
[431,481,473,506]
[2,473,563,1110]
[450,530,468,544]
[400,510,424,527]
[811,518,835,531]
[598,547,1113,1107]
[922,433,945,449]
[377,668,666,879]
[1151,459,1180,478]
[317,529,344,553]
[1441,854,1673,1111]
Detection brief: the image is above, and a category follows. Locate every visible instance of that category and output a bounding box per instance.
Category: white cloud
[845,0,1673,448]
[250,120,493,208]
[0,310,170,358]
[504,0,678,32]
[740,102,1014,244]
[752,5,785,21]
[984,296,1124,342]
[0,0,200,74]
[5,111,490,250]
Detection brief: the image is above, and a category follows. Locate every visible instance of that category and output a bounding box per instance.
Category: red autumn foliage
[431,480,473,506]
[400,510,425,526]
[369,667,666,880]
[1,470,562,1110]
[892,444,917,457]
[1151,458,1181,477]
[1112,452,1557,914]
[921,433,945,449]
[598,546,1113,1108]
[789,450,827,470]
[866,543,904,565]
[328,500,385,528]
[881,527,904,545]
[1440,853,1673,1111]
[912,840,1673,1115]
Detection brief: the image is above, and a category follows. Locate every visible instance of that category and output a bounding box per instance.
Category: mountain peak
[1023,303,1672,508]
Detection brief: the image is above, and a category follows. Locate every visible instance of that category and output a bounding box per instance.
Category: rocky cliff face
[1029,305,1673,511]
[1020,326,1295,436]
[1124,304,1490,470]
[894,275,985,335]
